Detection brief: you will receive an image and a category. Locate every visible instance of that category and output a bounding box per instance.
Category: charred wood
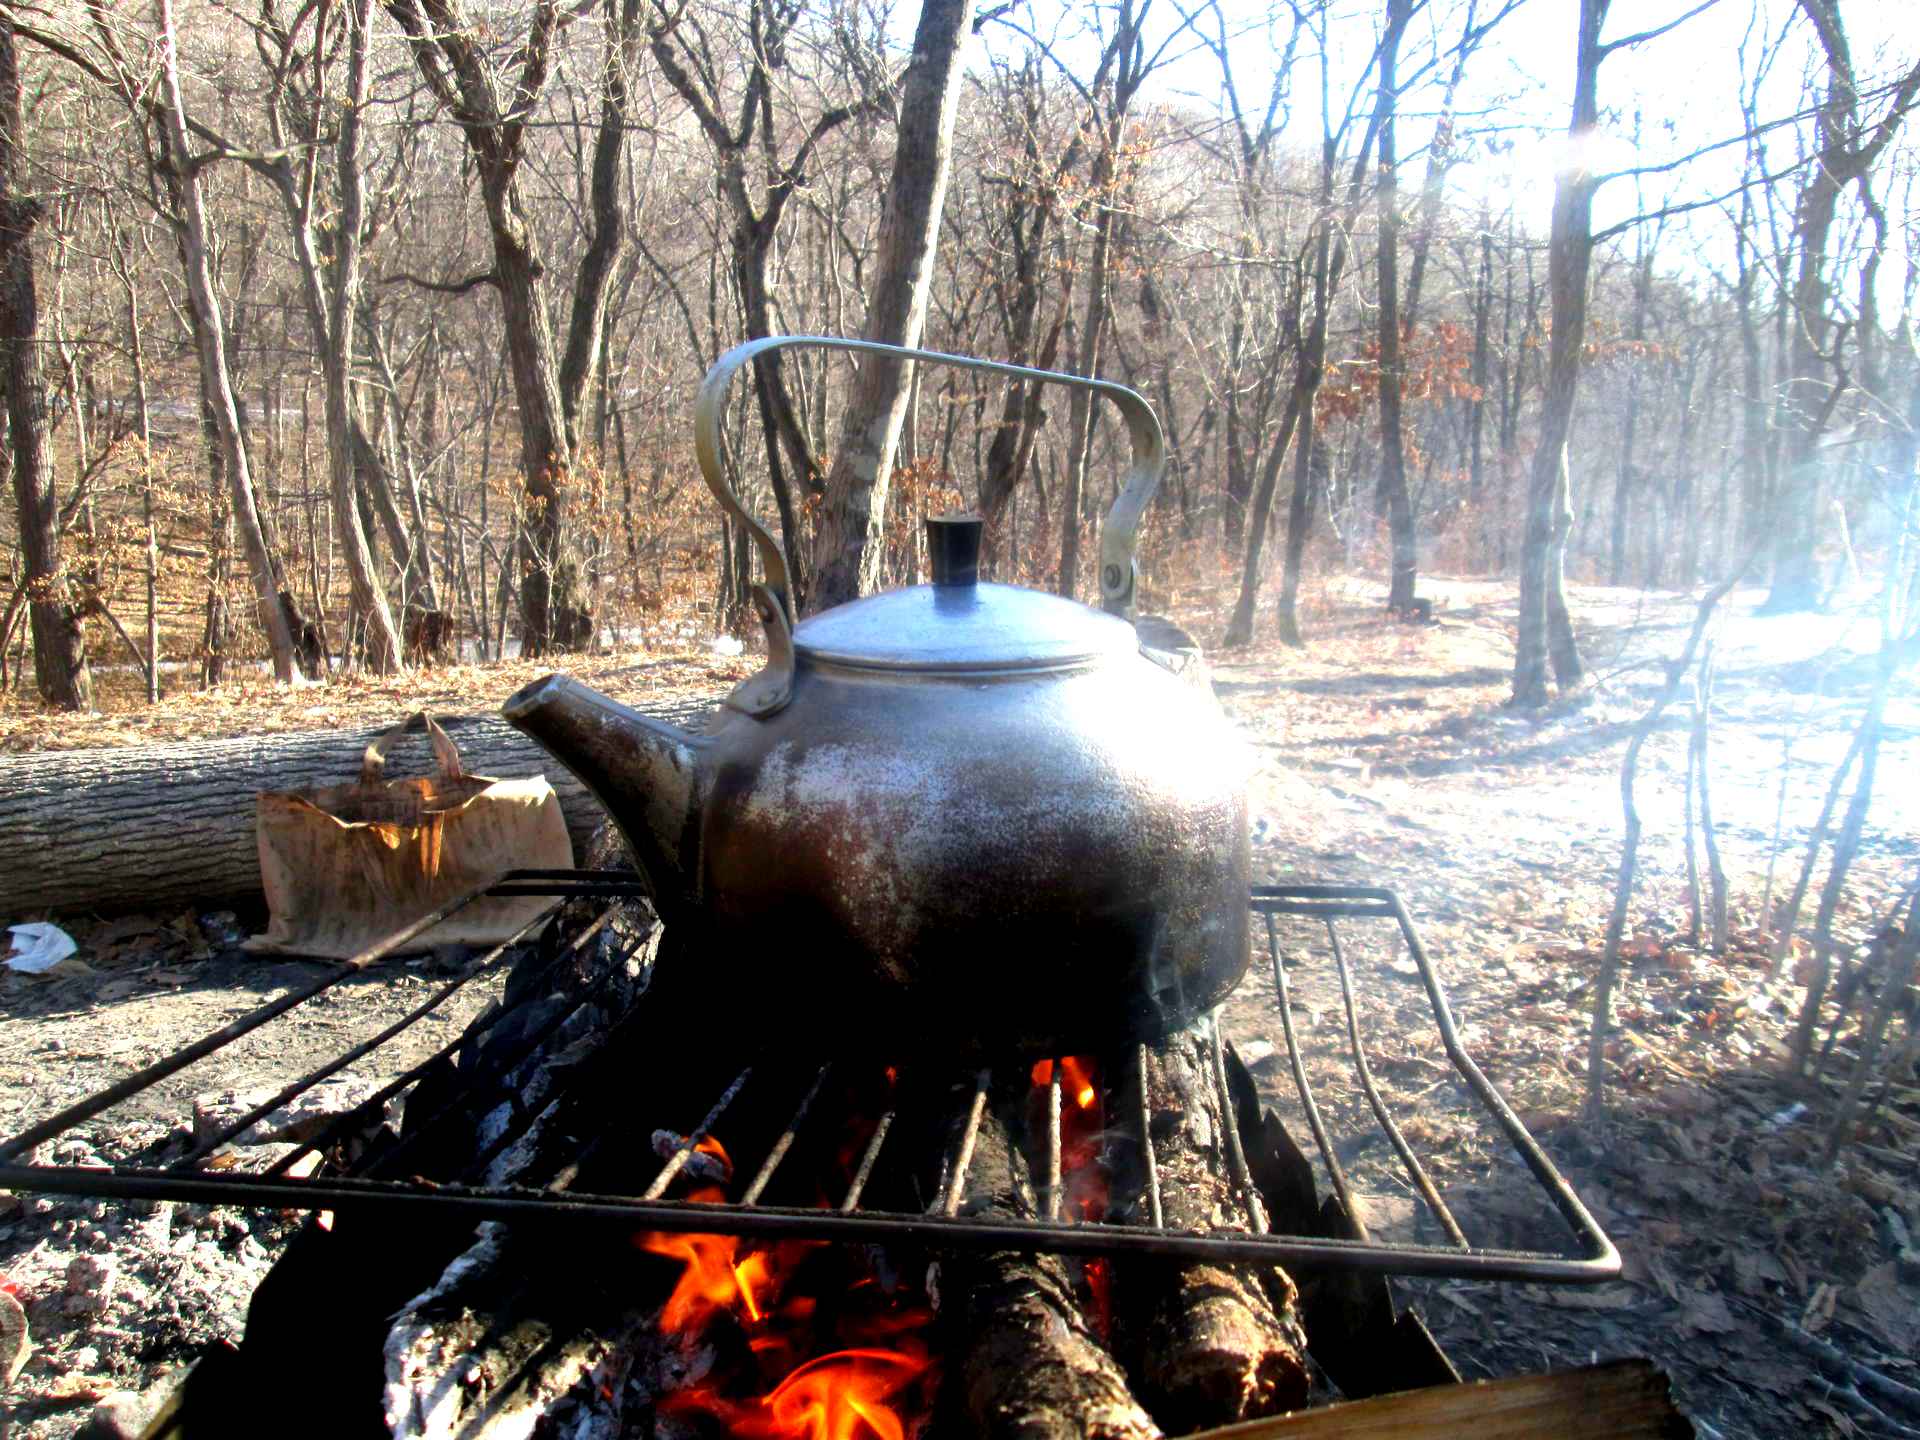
[931,1083,1162,1440]
[1108,1022,1311,1432]
[1215,1040,1458,1402]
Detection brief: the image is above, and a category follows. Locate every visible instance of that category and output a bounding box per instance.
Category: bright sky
[970,0,1917,301]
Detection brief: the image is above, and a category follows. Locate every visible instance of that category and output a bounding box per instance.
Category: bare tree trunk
[1238,23,1381,649]
[1609,245,1652,587]
[0,16,91,710]
[1373,0,1417,613]
[1057,147,1120,602]
[1764,2,1920,612]
[1468,223,1492,560]
[556,0,643,452]
[1694,648,1728,952]
[1513,0,1602,708]
[809,0,974,611]
[384,0,593,657]
[1224,379,1303,647]
[113,229,161,702]
[157,0,302,682]
[1057,0,1147,603]
[325,0,402,673]
[1274,406,1327,647]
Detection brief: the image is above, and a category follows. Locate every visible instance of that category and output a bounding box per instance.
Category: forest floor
[0,574,1915,1438]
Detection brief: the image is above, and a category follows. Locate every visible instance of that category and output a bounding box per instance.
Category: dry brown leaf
[1681,1287,1739,1335]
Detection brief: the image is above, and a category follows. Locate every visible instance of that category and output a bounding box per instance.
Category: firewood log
[0,697,715,917]
[1108,1021,1312,1433]
[933,1086,1162,1440]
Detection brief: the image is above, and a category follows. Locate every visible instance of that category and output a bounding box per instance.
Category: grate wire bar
[0,873,1618,1283]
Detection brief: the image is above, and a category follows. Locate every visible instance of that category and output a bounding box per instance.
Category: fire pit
[0,871,1619,1437]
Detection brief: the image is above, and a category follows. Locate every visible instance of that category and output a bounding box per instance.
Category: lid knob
[926,514,983,588]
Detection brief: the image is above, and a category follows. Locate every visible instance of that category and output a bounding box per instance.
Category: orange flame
[638,1130,936,1439]
[638,1226,754,1333]
[1029,1056,1098,1110]
[664,1345,931,1440]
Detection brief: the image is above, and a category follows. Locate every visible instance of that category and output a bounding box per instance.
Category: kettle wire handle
[693,335,1167,620]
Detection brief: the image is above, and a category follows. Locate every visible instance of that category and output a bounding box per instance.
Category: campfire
[0,868,1625,1438]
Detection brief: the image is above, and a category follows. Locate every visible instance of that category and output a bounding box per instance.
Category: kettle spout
[502,674,707,916]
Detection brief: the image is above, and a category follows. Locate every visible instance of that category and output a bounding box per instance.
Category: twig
[1824,893,1919,1167]
[1734,1299,1920,1421]
[1692,646,1728,952]
[1586,567,1751,1123]
[1817,1380,1920,1439]
[1684,689,1703,946]
[1768,726,1867,983]
[1794,667,1895,1073]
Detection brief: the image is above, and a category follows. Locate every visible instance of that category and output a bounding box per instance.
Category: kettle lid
[793,516,1137,672]
[795,583,1138,672]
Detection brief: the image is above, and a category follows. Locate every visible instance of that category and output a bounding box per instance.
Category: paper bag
[246,713,573,958]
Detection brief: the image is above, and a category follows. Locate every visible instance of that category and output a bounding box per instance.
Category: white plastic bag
[6,922,78,974]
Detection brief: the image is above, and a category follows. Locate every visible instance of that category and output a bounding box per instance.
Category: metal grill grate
[0,873,1618,1284]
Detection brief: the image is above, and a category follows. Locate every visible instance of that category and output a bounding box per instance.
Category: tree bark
[556,0,643,453]
[0,16,91,710]
[1057,143,1121,602]
[1056,1,1146,603]
[1373,0,1418,613]
[156,0,303,683]
[325,0,403,673]
[1274,400,1328,647]
[1512,0,1602,708]
[808,0,974,611]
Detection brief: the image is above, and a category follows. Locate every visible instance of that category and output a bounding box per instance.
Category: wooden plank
[1181,1361,1691,1440]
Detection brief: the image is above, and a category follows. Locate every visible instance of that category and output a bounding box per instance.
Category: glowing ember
[665,1345,932,1440]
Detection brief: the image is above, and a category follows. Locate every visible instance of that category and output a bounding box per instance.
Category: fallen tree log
[0,698,717,918]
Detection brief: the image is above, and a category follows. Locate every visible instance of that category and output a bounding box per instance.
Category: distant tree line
[1,0,1916,712]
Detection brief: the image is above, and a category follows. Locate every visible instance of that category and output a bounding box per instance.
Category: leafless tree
[0,13,92,708]
[810,0,974,610]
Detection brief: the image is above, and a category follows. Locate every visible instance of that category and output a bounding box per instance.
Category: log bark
[936,1086,1162,1440]
[0,697,716,917]
[1110,1024,1311,1432]
[808,0,974,610]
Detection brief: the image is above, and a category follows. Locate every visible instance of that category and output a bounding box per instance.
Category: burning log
[375,895,673,1439]
[932,1081,1163,1440]
[1108,1021,1312,1433]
